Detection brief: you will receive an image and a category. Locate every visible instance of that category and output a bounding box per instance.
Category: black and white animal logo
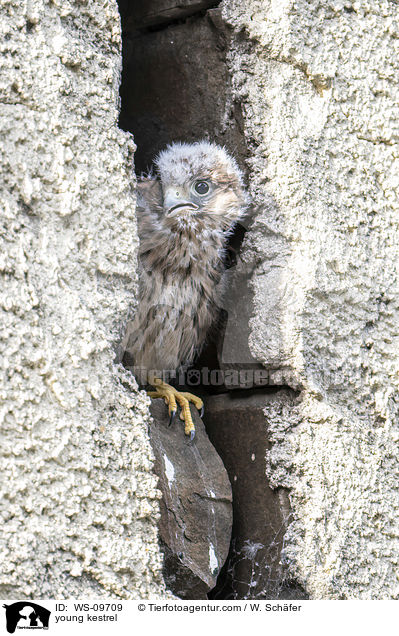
[3,602,50,633]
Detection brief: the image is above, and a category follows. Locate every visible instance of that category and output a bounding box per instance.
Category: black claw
[199,405,204,418]
[169,410,176,427]
[190,430,195,441]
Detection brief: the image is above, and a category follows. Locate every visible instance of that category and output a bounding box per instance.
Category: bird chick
[123,140,248,437]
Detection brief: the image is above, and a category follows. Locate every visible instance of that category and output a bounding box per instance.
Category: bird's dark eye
[194,180,210,195]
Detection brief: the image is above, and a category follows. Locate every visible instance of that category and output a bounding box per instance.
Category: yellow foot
[147,379,204,439]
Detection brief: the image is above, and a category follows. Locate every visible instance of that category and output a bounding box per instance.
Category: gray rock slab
[149,399,233,599]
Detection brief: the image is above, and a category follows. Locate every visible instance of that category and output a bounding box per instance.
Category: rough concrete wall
[0,0,167,598]
[221,0,399,598]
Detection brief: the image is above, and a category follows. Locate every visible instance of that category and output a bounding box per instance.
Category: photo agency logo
[3,603,51,633]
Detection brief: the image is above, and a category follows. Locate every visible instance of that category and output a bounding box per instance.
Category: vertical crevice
[117,0,305,600]
[118,1,248,174]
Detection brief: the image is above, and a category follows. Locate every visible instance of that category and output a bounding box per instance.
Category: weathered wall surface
[221,0,399,598]
[0,0,167,598]
[3,0,399,602]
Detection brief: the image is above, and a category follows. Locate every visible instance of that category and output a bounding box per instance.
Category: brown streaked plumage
[122,141,248,436]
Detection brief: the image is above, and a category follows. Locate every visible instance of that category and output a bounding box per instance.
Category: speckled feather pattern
[123,141,248,382]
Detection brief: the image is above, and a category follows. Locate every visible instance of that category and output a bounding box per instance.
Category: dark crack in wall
[118,0,247,174]
[117,0,307,600]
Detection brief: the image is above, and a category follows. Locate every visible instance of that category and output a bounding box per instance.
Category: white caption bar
[0,599,394,636]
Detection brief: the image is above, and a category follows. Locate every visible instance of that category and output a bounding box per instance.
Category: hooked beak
[164,187,199,216]
[166,201,199,216]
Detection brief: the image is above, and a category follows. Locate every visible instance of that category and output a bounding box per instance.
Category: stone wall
[0,0,167,598]
[221,0,399,599]
[2,0,399,601]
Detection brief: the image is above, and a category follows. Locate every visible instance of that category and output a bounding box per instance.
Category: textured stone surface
[3,0,399,603]
[0,0,168,599]
[205,391,307,600]
[221,0,399,599]
[149,400,232,599]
